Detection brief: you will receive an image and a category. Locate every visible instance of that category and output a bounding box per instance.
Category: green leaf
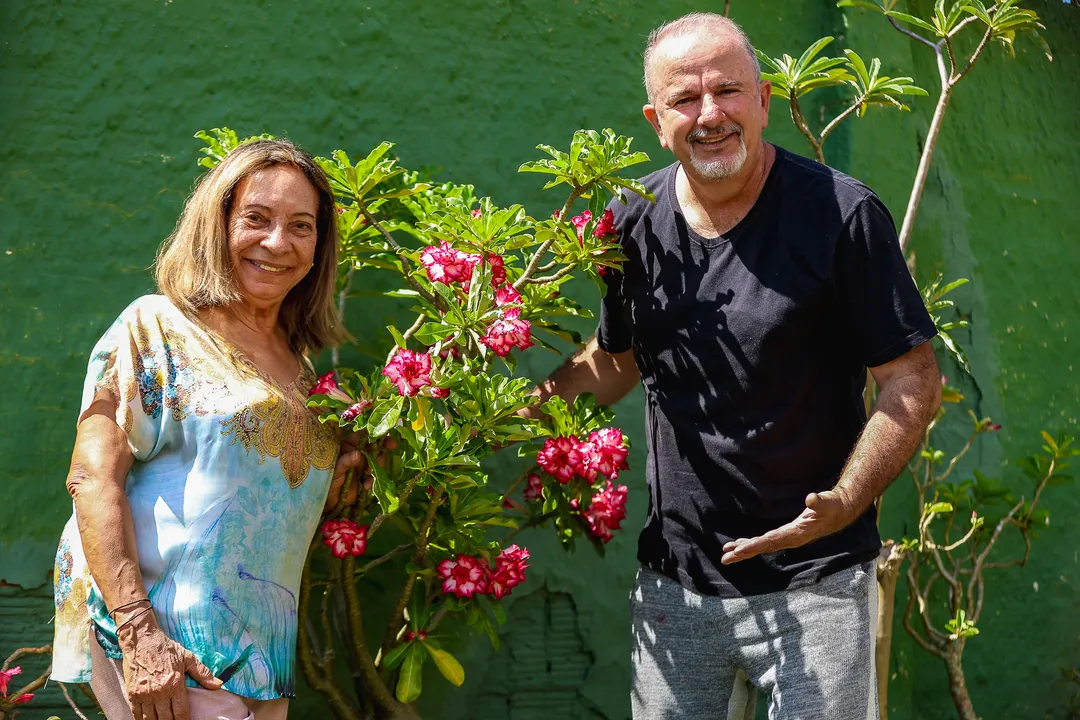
[396,644,426,703]
[366,395,405,438]
[926,501,954,515]
[425,645,465,687]
[382,641,412,670]
[886,10,941,36]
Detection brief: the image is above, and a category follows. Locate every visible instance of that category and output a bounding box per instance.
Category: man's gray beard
[687,130,747,180]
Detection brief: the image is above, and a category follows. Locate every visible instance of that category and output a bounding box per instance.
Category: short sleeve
[834,196,937,368]
[80,298,170,461]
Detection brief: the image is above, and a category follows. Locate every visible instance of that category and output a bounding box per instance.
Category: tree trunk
[944,649,979,720]
[875,541,906,719]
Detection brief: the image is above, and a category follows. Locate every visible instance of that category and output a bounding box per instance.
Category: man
[529,12,942,719]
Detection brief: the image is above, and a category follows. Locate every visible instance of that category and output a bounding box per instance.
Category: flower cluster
[437,544,530,600]
[321,519,369,558]
[567,209,617,244]
[420,242,506,290]
[536,429,629,484]
[584,481,629,543]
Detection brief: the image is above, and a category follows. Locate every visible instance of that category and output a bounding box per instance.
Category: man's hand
[118,609,222,720]
[720,488,862,565]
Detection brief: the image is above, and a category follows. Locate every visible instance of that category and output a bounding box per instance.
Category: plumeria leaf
[395,644,426,703]
[367,395,405,438]
[425,645,466,687]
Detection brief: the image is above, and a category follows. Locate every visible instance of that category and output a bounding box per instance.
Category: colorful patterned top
[51,295,337,700]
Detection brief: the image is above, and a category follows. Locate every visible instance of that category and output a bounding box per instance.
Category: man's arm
[522,336,640,419]
[720,340,941,564]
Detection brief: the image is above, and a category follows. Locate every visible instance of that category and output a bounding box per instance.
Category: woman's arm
[67,395,221,720]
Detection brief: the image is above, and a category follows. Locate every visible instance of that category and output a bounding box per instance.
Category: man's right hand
[117,609,222,720]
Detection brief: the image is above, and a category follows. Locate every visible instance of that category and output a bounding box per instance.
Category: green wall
[1,1,1077,717]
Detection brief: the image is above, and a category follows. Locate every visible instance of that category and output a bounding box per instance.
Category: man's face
[643,30,771,182]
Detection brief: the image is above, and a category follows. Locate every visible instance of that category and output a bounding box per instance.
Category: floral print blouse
[51,295,337,700]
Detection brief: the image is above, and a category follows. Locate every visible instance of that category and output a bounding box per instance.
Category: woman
[50,139,362,720]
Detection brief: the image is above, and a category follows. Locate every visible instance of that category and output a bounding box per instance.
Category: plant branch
[385,313,428,365]
[359,206,438,306]
[819,98,866,148]
[381,487,446,659]
[369,475,421,539]
[340,552,403,716]
[888,15,938,49]
[357,542,413,574]
[332,268,354,367]
[298,543,362,720]
[789,96,824,164]
[525,263,577,285]
[500,511,557,544]
[903,565,946,657]
[58,683,91,720]
[514,188,582,290]
[953,24,994,84]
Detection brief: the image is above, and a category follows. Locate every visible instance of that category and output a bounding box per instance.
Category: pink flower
[571,210,592,242]
[437,555,488,599]
[0,666,22,697]
[383,349,433,397]
[537,436,587,483]
[421,241,476,285]
[582,427,630,481]
[487,254,506,287]
[523,473,544,502]
[480,315,534,357]
[340,400,373,423]
[593,209,617,238]
[321,519,368,558]
[584,481,628,543]
[488,544,530,599]
[495,285,522,307]
[13,693,33,705]
[471,208,483,218]
[308,371,353,404]
[429,386,450,399]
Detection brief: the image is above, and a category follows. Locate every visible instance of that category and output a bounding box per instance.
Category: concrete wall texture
[1,1,1077,717]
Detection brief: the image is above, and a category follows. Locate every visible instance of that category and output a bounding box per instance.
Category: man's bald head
[642,13,761,103]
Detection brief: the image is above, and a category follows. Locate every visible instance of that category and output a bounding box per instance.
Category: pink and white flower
[420,241,476,285]
[494,285,522,307]
[321,519,368,558]
[308,371,353,404]
[537,436,587,483]
[437,554,488,599]
[571,210,592,241]
[488,544,530,599]
[383,349,433,397]
[480,315,533,357]
[584,481,628,543]
[582,427,630,481]
[340,400,373,423]
[593,208,617,239]
[487,254,507,287]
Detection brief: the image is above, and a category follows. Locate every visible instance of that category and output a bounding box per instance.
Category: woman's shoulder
[111,294,188,330]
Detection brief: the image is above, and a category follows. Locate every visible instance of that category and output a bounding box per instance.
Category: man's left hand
[720,488,862,565]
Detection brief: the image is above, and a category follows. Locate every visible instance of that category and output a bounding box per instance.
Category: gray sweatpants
[630,564,878,720]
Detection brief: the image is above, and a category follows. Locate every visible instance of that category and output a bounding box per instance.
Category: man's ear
[643,104,669,149]
[759,80,772,129]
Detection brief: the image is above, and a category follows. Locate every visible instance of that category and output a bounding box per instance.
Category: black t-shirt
[597,145,937,597]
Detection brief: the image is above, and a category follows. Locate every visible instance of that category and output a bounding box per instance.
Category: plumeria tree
[192,127,653,719]
[756,1,1062,717]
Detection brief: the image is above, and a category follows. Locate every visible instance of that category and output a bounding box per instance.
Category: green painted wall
[1,1,1076,717]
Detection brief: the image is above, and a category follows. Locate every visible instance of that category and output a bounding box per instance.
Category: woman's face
[227,164,320,310]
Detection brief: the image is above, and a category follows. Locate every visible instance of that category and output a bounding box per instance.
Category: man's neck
[675,143,776,237]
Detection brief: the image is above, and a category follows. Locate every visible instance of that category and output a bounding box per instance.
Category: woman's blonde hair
[155,138,345,355]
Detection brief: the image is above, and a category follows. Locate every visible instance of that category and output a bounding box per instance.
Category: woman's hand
[325,432,366,511]
[116,609,222,720]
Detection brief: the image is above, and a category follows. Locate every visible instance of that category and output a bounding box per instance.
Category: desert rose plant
[194,126,652,719]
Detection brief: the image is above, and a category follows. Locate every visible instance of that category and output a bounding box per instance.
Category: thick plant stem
[945,650,978,720]
[298,548,363,720]
[898,84,952,253]
[381,487,446,659]
[340,554,408,719]
[875,543,906,720]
